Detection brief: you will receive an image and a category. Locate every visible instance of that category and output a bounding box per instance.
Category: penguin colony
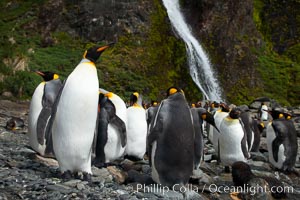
[28,45,298,188]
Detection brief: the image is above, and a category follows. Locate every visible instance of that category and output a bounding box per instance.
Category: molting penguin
[28,71,62,157]
[147,87,194,187]
[93,88,127,167]
[266,109,298,172]
[219,107,250,172]
[125,92,147,160]
[51,44,112,180]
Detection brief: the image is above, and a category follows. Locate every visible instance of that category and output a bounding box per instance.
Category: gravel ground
[1,99,300,200]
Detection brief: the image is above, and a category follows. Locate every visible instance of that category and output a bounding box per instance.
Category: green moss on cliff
[253,0,300,106]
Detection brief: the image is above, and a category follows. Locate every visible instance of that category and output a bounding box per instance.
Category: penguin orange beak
[202,112,220,132]
[97,43,115,52]
[35,71,45,76]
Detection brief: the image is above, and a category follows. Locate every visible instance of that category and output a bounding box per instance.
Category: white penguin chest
[55,64,99,134]
[219,119,245,153]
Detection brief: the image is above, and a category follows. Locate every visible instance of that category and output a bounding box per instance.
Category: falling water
[162,0,223,101]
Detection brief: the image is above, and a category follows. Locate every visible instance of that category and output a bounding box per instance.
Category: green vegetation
[0,0,298,106]
[0,0,200,104]
[253,0,300,106]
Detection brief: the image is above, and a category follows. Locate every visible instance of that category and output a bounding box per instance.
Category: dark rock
[46,184,74,194]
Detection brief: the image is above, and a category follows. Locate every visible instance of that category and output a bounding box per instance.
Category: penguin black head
[268,108,286,120]
[83,43,114,63]
[166,86,184,97]
[129,92,139,106]
[196,101,202,108]
[151,100,158,107]
[201,111,220,132]
[35,71,59,82]
[229,107,241,119]
[220,102,230,112]
[211,101,220,108]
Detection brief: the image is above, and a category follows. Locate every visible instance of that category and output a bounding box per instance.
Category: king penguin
[51,44,112,180]
[147,87,194,187]
[266,109,298,171]
[218,107,250,172]
[238,105,263,153]
[93,88,127,167]
[190,107,218,171]
[211,102,230,160]
[125,92,148,160]
[28,71,62,157]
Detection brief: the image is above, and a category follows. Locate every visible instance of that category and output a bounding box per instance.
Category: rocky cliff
[37,0,152,45]
[181,0,299,105]
[0,0,299,105]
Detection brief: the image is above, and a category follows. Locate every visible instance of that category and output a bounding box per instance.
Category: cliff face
[182,0,264,103]
[181,0,299,105]
[37,0,152,45]
[0,0,299,105]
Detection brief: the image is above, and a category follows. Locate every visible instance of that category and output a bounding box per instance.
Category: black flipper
[272,137,282,162]
[110,115,127,147]
[101,96,126,147]
[36,107,51,145]
[44,133,54,157]
[94,100,109,164]
[271,120,286,163]
[36,79,63,145]
[147,102,164,167]
[44,79,66,148]
[240,119,250,159]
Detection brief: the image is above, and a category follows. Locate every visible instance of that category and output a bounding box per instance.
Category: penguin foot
[124,155,143,162]
[83,172,92,182]
[74,172,81,179]
[93,161,107,168]
[224,166,230,173]
[62,170,73,180]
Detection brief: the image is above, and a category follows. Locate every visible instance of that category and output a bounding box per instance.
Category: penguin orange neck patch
[82,61,96,68]
[105,92,113,98]
[133,103,142,108]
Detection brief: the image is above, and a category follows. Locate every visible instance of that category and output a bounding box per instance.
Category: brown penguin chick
[232,161,255,186]
[232,161,287,199]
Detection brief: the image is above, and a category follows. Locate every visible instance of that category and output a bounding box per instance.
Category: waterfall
[162,0,223,102]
